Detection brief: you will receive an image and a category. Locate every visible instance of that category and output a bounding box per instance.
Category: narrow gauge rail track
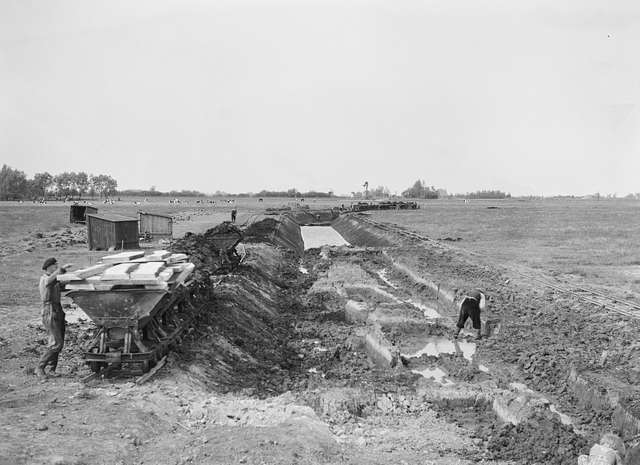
[355,214,640,320]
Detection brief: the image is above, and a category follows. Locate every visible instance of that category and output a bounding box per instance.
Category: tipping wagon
[66,278,192,375]
[65,222,243,377]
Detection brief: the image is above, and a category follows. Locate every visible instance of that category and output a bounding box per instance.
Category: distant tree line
[0,165,117,200]
[398,180,510,200]
[369,185,390,197]
[402,180,440,199]
[118,186,208,197]
[235,188,335,198]
[455,190,511,199]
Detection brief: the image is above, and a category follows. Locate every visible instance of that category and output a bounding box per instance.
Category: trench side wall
[331,215,395,248]
[271,215,305,256]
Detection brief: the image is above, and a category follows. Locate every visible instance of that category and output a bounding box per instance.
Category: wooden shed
[70,205,98,224]
[86,214,139,251]
[138,211,173,239]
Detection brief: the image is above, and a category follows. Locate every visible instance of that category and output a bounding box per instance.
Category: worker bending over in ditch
[37,257,73,378]
[453,289,486,340]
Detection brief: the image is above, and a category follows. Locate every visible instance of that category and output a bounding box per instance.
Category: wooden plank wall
[88,216,116,250]
[139,213,173,237]
[115,221,140,249]
[88,217,138,250]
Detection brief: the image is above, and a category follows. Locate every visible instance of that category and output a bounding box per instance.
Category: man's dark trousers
[38,304,65,371]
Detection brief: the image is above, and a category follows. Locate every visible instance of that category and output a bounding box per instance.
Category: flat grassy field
[371,199,640,297]
[3,196,639,300]
[0,196,345,241]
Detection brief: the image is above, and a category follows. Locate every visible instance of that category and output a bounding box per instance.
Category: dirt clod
[484,412,589,464]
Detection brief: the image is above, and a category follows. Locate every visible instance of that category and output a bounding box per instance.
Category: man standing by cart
[37,257,72,378]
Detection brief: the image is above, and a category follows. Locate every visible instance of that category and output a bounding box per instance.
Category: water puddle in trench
[300,226,350,250]
[374,269,440,318]
[411,367,453,385]
[345,284,402,303]
[404,337,477,361]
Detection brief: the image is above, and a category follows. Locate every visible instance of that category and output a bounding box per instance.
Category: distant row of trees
[402,180,441,199]
[400,180,510,199]
[0,165,117,200]
[118,186,207,197]
[235,189,335,198]
[454,190,511,199]
[350,180,511,200]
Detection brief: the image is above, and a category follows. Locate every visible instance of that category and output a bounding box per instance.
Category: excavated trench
[7,212,638,464]
[169,211,640,463]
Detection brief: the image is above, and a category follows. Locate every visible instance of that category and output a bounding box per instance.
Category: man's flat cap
[42,257,57,270]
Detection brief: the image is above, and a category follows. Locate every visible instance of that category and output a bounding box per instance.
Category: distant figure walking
[231,208,237,223]
[453,289,486,340]
[37,258,73,377]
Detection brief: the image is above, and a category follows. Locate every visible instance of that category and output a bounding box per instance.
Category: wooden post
[123,330,132,354]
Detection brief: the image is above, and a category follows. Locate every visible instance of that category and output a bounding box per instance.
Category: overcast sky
[1,0,639,196]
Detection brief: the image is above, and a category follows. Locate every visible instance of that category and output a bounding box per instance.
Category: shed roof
[138,211,172,220]
[87,213,137,223]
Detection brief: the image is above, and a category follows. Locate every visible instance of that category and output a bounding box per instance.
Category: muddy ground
[1,208,637,464]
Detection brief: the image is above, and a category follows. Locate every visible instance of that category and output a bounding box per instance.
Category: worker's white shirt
[479,293,486,311]
[458,292,486,311]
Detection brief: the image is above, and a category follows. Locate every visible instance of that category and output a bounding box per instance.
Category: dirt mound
[171,222,243,285]
[437,353,484,382]
[174,244,302,395]
[244,217,279,242]
[484,411,589,464]
[286,209,339,225]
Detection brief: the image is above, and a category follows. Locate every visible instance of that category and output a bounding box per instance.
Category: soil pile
[287,209,339,225]
[485,411,589,464]
[175,244,301,395]
[244,217,279,242]
[171,222,242,286]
